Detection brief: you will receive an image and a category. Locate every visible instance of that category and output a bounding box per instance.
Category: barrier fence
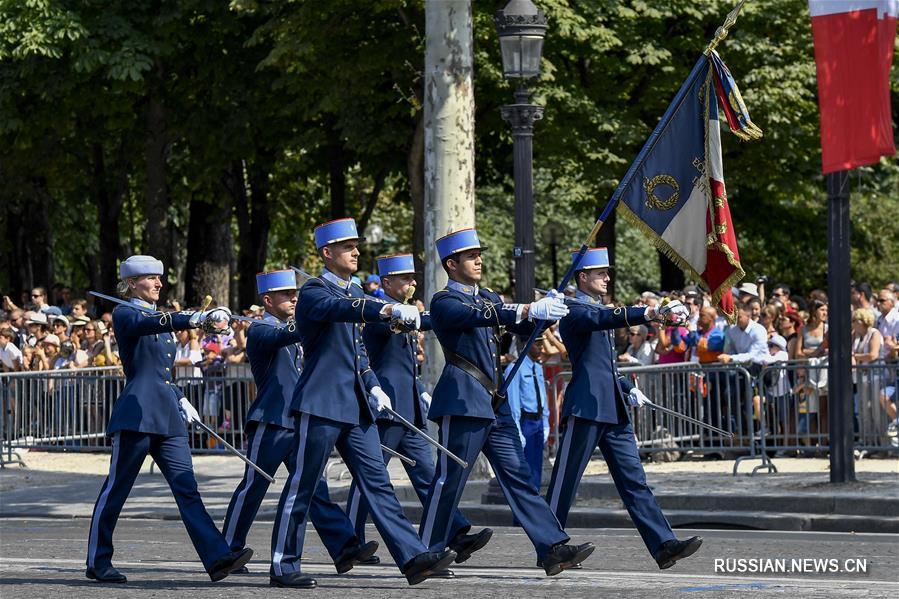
[2,360,897,467]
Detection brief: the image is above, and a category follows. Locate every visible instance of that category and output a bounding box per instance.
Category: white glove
[178,397,201,423]
[391,304,421,330]
[528,296,569,321]
[627,388,650,408]
[189,306,233,330]
[658,300,689,324]
[546,288,566,301]
[370,386,393,412]
[419,392,432,410]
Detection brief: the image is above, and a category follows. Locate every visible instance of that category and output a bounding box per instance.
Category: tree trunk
[659,253,685,293]
[229,155,273,310]
[423,0,476,389]
[30,181,54,290]
[185,194,232,307]
[356,170,387,237]
[142,82,172,294]
[92,143,126,296]
[409,114,425,300]
[328,131,347,220]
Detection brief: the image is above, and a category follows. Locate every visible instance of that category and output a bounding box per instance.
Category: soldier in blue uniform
[269,219,456,587]
[344,254,490,574]
[419,228,595,576]
[221,269,379,587]
[85,255,253,583]
[545,247,703,569]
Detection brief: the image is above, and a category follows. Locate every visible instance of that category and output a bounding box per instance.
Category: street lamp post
[541,220,564,288]
[495,0,547,304]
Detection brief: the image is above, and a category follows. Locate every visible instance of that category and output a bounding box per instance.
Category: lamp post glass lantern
[495,0,548,79]
[496,0,547,303]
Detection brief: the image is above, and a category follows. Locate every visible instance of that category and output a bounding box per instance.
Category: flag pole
[499,3,749,396]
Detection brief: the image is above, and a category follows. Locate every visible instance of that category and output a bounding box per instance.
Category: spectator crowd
[2,276,897,451]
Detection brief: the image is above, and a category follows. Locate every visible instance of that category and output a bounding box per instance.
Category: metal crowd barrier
[0,367,257,455]
[545,359,898,465]
[756,359,899,455]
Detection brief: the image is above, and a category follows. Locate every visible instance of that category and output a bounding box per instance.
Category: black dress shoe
[334,540,380,574]
[402,548,457,586]
[431,569,455,578]
[232,565,250,574]
[270,572,317,588]
[653,536,703,569]
[449,528,493,564]
[208,547,254,582]
[85,565,127,583]
[542,542,595,576]
[357,555,381,566]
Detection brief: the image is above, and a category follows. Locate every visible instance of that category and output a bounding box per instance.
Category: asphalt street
[1,520,896,598]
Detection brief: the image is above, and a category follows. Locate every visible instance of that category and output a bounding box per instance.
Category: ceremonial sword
[633,380,734,438]
[383,407,468,469]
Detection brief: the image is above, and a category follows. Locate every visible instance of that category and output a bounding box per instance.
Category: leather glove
[178,397,201,423]
[658,300,689,324]
[391,304,421,330]
[528,296,569,321]
[419,392,432,411]
[627,388,650,408]
[370,386,393,412]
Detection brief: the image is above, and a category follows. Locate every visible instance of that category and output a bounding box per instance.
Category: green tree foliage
[1,0,896,305]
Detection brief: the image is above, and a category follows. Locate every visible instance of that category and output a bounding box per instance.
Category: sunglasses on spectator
[31,294,43,298]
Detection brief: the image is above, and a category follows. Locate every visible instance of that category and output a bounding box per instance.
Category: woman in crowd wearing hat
[269,218,457,587]
[85,255,252,584]
[222,268,381,589]
[344,253,487,576]
[545,247,702,571]
[419,228,595,576]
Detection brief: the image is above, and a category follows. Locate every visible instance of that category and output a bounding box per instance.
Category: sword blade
[193,420,276,483]
[89,290,161,315]
[645,400,734,438]
[380,444,416,467]
[383,407,468,469]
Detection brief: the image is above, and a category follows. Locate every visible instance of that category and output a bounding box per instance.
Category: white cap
[737,282,759,297]
[120,255,164,279]
[768,334,787,350]
[27,313,48,326]
[42,334,61,346]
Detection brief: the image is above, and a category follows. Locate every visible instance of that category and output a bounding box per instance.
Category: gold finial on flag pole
[704,0,747,56]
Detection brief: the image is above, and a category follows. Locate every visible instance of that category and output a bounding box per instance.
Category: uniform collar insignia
[321,269,351,290]
[130,297,157,310]
[447,279,478,296]
[575,289,601,305]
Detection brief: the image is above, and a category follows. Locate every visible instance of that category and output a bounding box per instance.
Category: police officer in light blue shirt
[503,340,550,491]
[419,228,595,576]
[545,247,703,570]
[85,255,252,584]
[344,253,488,574]
[268,219,456,587]
[221,269,379,588]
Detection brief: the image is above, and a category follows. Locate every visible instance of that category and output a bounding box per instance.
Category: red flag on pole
[809,1,897,174]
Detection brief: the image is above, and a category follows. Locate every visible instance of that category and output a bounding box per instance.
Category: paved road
[1,520,896,598]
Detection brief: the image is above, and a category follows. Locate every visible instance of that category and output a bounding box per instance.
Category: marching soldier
[419,228,595,576]
[86,255,252,583]
[221,269,379,585]
[344,254,490,574]
[269,219,457,587]
[545,247,703,569]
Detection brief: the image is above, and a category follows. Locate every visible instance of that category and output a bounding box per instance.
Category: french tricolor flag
[809,0,897,173]
[613,52,758,321]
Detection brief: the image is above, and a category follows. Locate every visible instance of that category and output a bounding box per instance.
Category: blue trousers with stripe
[222,421,359,561]
[520,417,545,491]
[419,415,568,561]
[546,417,675,554]
[270,414,428,576]
[86,431,230,571]
[345,420,470,543]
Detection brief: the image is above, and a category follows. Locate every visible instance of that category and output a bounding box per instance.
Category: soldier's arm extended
[112,306,193,338]
[298,280,386,324]
[565,302,652,332]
